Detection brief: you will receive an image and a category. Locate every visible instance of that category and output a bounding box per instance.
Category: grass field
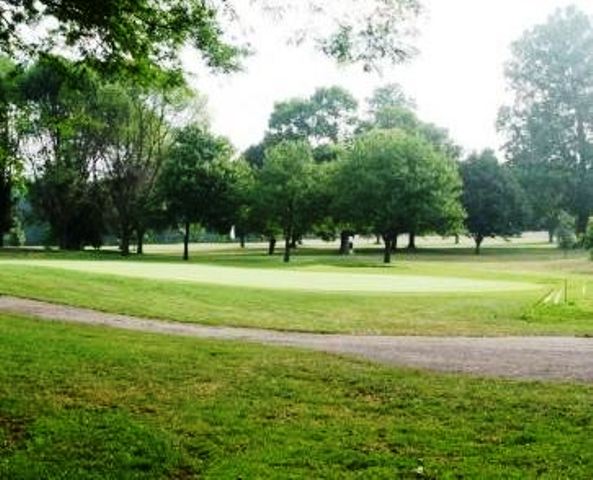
[2,235,593,477]
[2,313,593,478]
[1,236,592,336]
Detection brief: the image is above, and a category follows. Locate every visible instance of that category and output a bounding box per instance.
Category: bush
[555,210,576,251]
[582,217,593,254]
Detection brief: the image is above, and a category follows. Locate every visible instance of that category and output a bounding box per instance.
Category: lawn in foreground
[1,314,592,478]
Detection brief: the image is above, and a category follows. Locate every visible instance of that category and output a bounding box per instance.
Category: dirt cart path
[1,295,592,381]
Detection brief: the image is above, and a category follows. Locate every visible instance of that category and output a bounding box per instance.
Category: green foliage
[268,86,358,145]
[555,210,577,251]
[499,6,593,233]
[0,57,22,245]
[159,125,238,259]
[461,150,528,253]
[582,217,593,253]
[367,83,416,113]
[334,129,464,262]
[360,86,462,160]
[0,0,242,76]
[255,140,316,262]
[19,56,108,250]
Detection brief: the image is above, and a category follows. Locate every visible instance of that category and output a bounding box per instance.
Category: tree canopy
[499,6,593,233]
[460,150,528,254]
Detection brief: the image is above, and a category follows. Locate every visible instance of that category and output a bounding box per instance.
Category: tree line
[2,5,593,262]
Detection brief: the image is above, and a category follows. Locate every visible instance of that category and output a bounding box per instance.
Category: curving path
[1,296,592,382]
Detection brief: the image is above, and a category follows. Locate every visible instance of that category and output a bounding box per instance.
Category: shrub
[555,210,576,251]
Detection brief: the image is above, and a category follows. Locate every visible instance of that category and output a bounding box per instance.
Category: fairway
[0,259,538,293]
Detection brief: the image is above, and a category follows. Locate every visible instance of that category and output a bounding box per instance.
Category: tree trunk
[391,234,398,252]
[239,235,246,248]
[577,212,589,236]
[136,229,145,255]
[283,235,291,263]
[120,231,131,256]
[339,230,350,255]
[0,234,4,248]
[383,236,392,264]
[268,237,276,255]
[548,230,554,244]
[183,221,190,261]
[455,234,460,245]
[475,235,483,255]
[290,235,298,249]
[407,231,416,250]
[375,234,382,245]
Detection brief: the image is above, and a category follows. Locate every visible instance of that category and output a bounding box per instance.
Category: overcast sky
[183,0,593,157]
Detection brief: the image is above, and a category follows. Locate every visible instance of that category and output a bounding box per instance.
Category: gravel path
[1,295,592,381]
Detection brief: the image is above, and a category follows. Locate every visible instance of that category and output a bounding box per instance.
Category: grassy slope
[1,245,593,336]
[1,313,593,479]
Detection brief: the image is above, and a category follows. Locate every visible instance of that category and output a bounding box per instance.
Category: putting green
[0,259,538,294]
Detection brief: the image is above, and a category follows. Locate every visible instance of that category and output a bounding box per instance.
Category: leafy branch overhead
[0,0,421,75]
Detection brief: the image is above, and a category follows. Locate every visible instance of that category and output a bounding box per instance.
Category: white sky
[182,0,593,156]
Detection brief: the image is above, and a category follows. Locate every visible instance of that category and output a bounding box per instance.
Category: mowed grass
[2,313,593,478]
[1,238,593,336]
[0,259,539,293]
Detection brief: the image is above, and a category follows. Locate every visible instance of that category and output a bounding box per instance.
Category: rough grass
[2,313,593,479]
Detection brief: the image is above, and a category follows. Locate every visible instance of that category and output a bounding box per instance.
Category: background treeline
[2,6,593,262]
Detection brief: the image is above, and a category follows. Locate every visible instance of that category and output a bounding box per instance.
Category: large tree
[460,150,528,254]
[255,140,315,263]
[335,129,464,263]
[95,83,186,255]
[159,125,237,261]
[0,57,21,246]
[21,55,107,249]
[498,6,593,233]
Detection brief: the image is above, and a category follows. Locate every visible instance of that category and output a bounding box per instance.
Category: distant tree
[582,217,593,254]
[368,83,416,114]
[335,130,464,263]
[268,86,358,146]
[159,126,237,261]
[255,140,315,263]
[499,6,593,233]
[94,84,185,255]
[460,150,528,254]
[21,55,107,250]
[555,210,577,252]
[0,57,21,247]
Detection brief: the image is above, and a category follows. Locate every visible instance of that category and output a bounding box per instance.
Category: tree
[0,57,21,246]
[499,6,593,233]
[94,84,185,255]
[21,55,107,250]
[255,140,315,263]
[159,126,237,261]
[556,210,577,252]
[335,129,464,263]
[268,86,358,146]
[460,150,528,254]
[0,0,420,75]
[368,83,416,114]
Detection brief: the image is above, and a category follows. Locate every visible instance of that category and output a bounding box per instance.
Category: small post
[564,278,568,304]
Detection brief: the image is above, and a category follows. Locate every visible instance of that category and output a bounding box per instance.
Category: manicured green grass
[1,243,593,335]
[1,313,593,478]
[0,259,539,293]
